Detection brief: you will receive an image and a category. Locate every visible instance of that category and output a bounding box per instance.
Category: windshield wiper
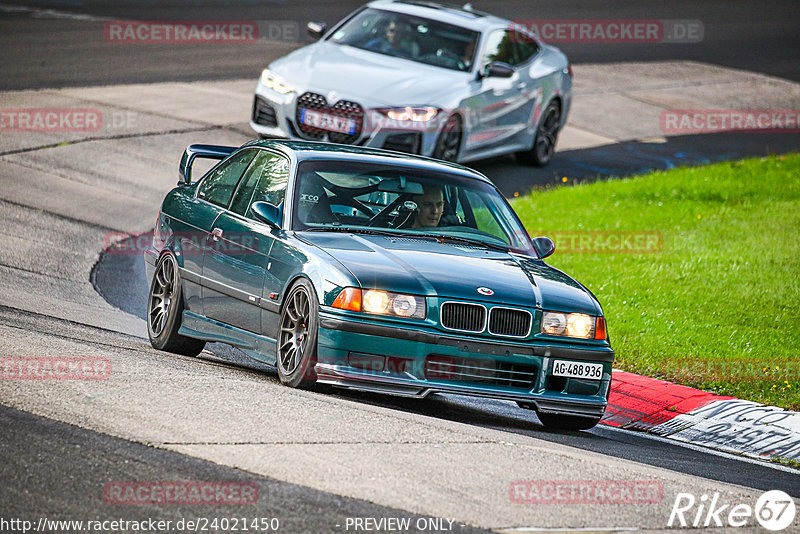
[303,226,401,238]
[411,233,510,252]
[303,227,511,252]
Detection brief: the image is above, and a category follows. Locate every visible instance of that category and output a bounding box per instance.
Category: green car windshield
[291,160,534,253]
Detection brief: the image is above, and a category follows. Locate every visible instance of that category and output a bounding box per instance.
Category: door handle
[516,82,527,91]
[211,228,223,241]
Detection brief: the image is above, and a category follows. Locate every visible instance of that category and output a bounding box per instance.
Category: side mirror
[484,61,515,78]
[306,21,327,40]
[251,201,281,228]
[532,236,555,259]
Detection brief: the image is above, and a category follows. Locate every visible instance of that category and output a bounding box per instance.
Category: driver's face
[414,189,444,227]
[386,22,398,43]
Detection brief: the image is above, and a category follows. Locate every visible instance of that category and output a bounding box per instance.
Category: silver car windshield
[292,160,534,253]
[329,8,480,72]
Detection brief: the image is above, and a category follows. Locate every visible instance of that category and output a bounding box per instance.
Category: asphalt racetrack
[1,1,799,532]
[1,0,798,89]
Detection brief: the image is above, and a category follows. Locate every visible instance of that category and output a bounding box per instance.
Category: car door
[464,29,532,152]
[184,148,259,314]
[510,29,544,146]
[201,149,290,334]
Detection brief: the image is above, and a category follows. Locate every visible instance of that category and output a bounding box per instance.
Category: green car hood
[300,232,601,315]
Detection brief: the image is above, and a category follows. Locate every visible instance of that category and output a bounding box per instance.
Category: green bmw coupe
[145,140,614,430]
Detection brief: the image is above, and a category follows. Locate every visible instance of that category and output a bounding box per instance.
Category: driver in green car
[412,185,445,228]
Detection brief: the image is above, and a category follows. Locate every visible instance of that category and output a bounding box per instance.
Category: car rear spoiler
[178,144,237,185]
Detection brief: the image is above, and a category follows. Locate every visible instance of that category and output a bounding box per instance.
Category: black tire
[276,279,319,389]
[432,114,463,162]
[536,411,602,431]
[147,252,206,356]
[516,101,561,166]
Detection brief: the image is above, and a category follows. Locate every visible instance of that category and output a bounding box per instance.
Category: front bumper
[316,311,613,418]
[250,83,444,157]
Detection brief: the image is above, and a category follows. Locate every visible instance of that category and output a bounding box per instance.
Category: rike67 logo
[669,490,796,531]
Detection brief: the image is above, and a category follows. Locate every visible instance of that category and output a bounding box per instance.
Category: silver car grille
[440,302,532,338]
[488,307,532,338]
[440,302,486,333]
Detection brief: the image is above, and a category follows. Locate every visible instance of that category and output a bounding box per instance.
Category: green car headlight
[541,311,606,340]
[260,69,294,94]
[332,288,426,319]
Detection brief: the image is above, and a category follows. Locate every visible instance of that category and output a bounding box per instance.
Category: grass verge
[512,154,800,409]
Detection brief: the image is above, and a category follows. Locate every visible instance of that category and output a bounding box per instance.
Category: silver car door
[463,29,529,153]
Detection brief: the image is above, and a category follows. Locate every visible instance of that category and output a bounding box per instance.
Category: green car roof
[241,139,493,184]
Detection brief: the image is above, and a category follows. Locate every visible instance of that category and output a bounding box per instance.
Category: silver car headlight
[260,69,294,94]
[375,106,439,122]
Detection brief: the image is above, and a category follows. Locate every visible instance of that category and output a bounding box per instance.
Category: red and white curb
[601,370,800,462]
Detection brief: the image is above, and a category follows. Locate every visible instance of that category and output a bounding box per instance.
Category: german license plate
[299,108,356,134]
[552,360,603,380]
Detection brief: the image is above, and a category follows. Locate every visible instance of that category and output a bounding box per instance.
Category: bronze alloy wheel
[277,279,319,388]
[148,254,177,338]
[147,253,205,356]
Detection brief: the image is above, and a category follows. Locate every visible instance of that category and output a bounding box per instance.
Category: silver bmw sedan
[250,1,572,165]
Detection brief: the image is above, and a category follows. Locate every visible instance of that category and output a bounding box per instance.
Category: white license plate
[299,108,356,134]
[552,360,603,380]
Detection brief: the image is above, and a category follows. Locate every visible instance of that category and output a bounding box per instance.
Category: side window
[481,30,518,67]
[513,31,540,64]
[463,190,510,244]
[231,152,290,220]
[230,151,282,216]
[198,149,257,208]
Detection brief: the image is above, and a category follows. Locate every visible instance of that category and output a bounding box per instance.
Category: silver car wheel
[433,114,462,162]
[534,105,560,163]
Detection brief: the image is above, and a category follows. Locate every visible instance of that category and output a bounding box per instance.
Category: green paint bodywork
[145,140,614,418]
